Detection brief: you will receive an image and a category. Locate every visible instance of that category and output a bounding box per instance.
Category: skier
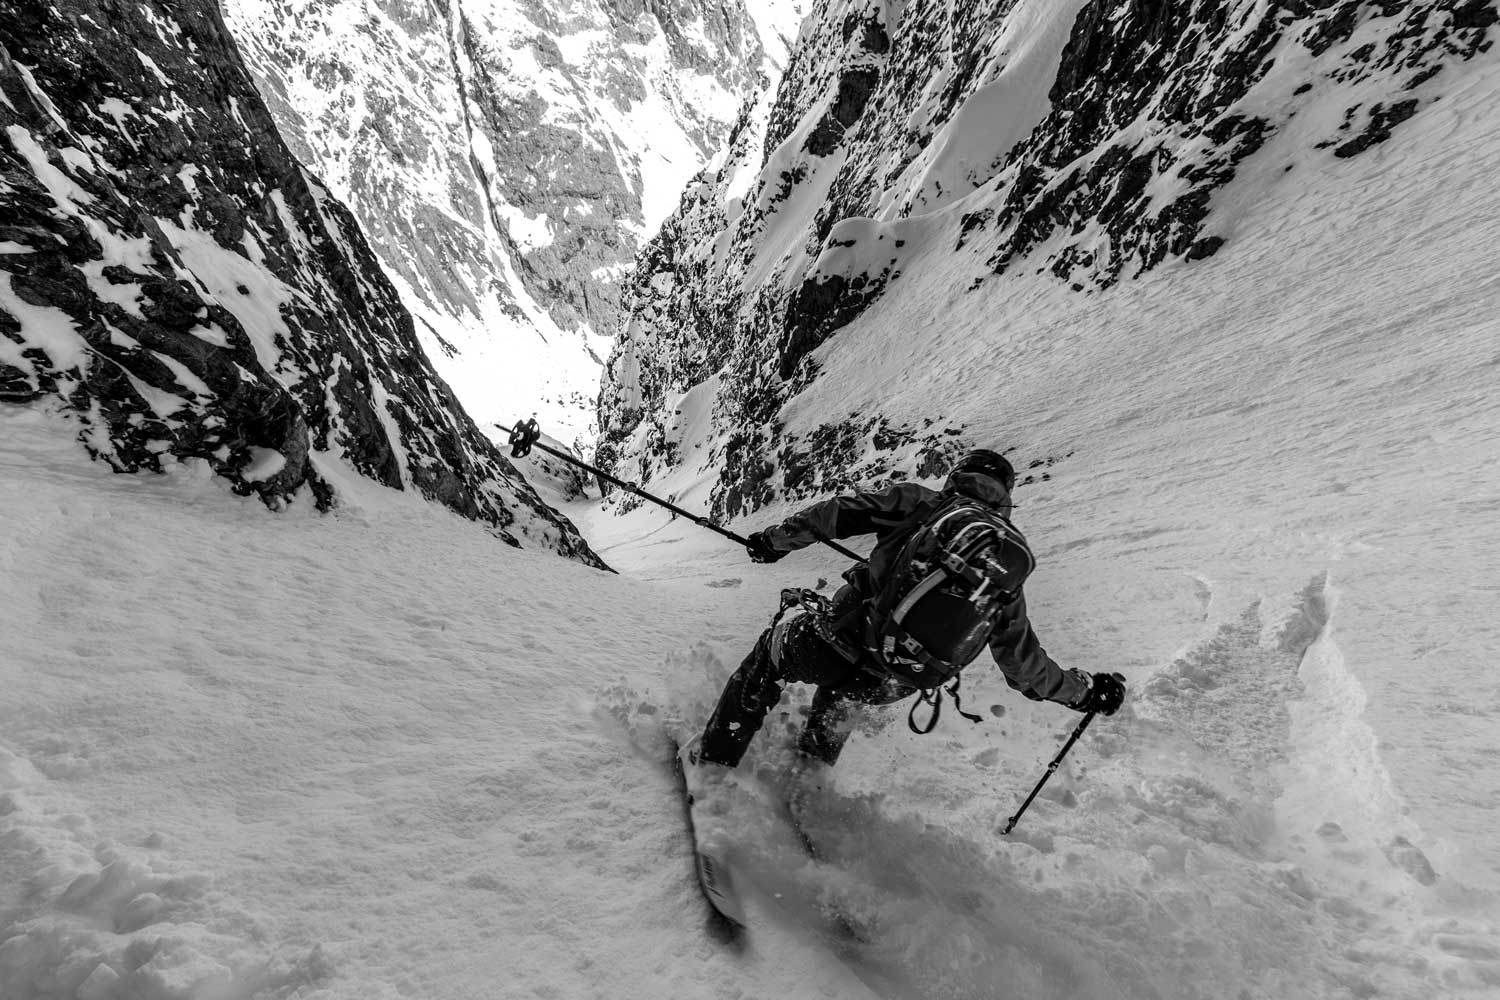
[687,448,1125,775]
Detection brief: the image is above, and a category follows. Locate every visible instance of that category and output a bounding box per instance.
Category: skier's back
[691,448,1126,770]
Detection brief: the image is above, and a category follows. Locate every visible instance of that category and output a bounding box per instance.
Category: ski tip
[695,848,748,928]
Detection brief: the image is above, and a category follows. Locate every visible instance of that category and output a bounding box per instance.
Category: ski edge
[670,740,749,931]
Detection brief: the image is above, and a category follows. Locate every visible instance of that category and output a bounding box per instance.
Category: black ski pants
[698,607,915,768]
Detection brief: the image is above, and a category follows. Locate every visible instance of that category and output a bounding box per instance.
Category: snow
[97,97,137,136]
[0,407,870,1000]
[80,261,147,319]
[241,446,288,482]
[134,49,173,88]
[0,272,91,374]
[745,0,807,73]
[5,11,1500,1000]
[497,204,553,252]
[6,125,95,212]
[389,264,605,450]
[883,0,1091,218]
[154,218,297,380]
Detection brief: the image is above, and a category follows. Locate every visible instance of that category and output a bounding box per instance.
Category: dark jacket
[758,473,1087,708]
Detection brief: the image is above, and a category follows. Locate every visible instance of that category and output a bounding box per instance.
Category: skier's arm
[756,483,934,554]
[987,591,1089,707]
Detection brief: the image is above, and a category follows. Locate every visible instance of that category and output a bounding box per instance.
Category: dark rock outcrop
[0,0,604,567]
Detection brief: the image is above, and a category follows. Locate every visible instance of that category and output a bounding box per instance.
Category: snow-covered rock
[222,0,806,443]
[0,0,604,566]
[596,0,1497,520]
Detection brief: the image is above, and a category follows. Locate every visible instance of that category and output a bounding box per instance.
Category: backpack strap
[905,675,984,734]
[907,687,943,734]
[946,673,984,725]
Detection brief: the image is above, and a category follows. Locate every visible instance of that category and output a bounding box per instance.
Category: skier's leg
[699,608,861,767]
[796,685,854,765]
[797,672,916,765]
[698,628,781,767]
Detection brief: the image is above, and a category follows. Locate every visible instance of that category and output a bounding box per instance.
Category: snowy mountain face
[222,0,805,446]
[596,0,1498,520]
[0,0,604,566]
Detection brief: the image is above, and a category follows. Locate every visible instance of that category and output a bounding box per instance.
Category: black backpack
[864,497,1035,689]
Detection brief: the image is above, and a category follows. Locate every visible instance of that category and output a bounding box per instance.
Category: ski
[775,777,871,944]
[670,740,748,933]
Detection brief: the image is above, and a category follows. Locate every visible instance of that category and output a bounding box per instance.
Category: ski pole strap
[908,688,942,734]
[905,676,984,735]
[947,675,984,725]
[1001,711,1096,836]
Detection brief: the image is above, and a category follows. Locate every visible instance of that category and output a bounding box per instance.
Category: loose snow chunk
[241,447,287,482]
[0,241,33,254]
[105,321,139,348]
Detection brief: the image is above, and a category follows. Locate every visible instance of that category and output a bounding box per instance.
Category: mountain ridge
[596,0,1496,521]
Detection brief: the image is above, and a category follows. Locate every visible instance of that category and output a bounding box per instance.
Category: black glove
[1074,672,1126,716]
[745,530,786,564]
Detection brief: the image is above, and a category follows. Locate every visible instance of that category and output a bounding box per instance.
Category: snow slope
[593,0,1500,934]
[0,407,863,1000]
[5,8,1500,1000]
[6,121,1500,989]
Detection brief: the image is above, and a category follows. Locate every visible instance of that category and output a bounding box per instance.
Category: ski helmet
[949,448,1016,492]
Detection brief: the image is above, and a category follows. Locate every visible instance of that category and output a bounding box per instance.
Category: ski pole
[1001,711,1095,835]
[504,419,866,562]
[505,418,750,548]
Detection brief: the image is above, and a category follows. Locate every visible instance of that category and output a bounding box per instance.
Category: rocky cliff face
[597,0,1496,519]
[0,0,604,566]
[222,0,804,445]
